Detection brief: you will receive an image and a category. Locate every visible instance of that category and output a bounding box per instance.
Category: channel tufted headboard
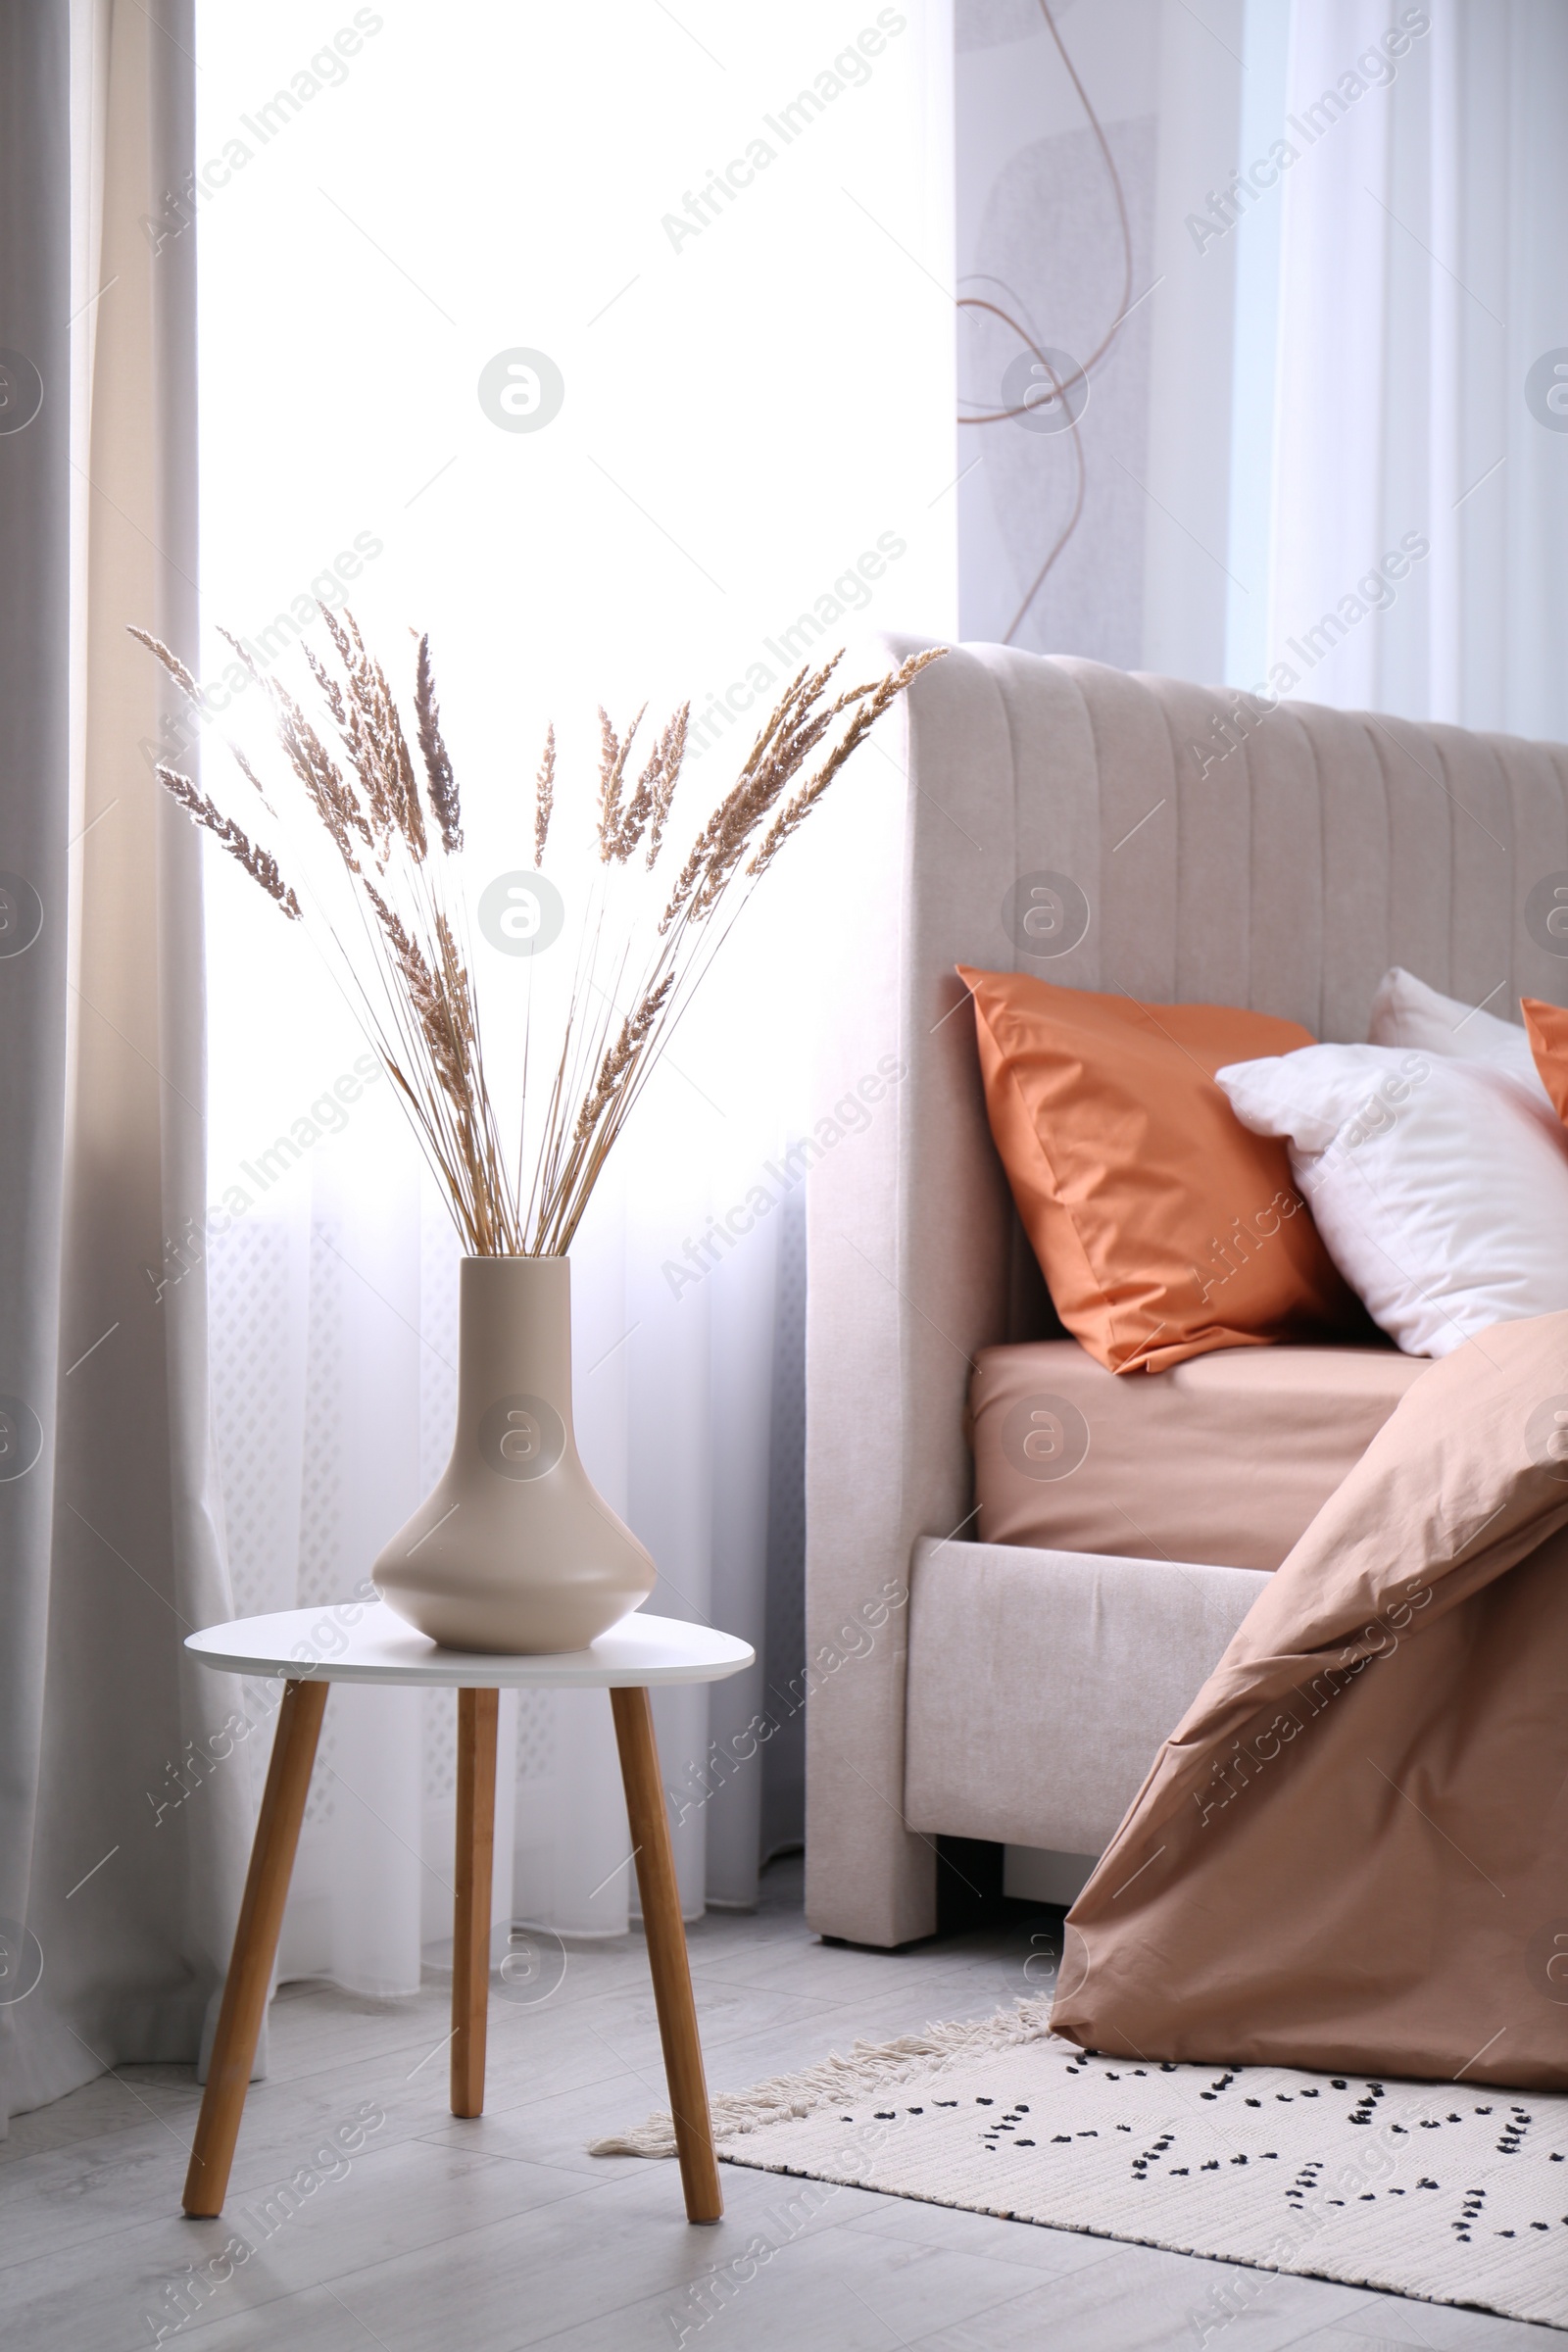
[804,636,1568,1950]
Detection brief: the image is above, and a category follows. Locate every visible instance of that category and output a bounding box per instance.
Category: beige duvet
[1052,1310,1568,2090]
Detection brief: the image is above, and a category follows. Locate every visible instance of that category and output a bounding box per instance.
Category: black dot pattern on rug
[797,2040,1568,2328]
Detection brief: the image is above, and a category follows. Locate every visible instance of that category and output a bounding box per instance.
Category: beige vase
[373,1254,656,1653]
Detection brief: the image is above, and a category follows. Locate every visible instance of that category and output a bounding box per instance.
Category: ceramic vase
[373,1254,655,1653]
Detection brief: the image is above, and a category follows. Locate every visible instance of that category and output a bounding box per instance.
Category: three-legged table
[182,1602,753,2225]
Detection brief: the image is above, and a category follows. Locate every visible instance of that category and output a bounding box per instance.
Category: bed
[804,637,1568,1947]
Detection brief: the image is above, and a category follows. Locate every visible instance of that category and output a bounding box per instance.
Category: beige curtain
[2,0,250,2127]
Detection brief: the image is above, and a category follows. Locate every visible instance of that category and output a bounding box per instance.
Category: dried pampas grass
[133,613,942,1255]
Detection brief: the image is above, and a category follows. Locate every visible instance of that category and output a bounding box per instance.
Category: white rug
[594,2003,1568,2329]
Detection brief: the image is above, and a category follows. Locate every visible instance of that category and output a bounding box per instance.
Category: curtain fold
[0,0,72,2124]
[1267,0,1568,735]
[2,0,250,2129]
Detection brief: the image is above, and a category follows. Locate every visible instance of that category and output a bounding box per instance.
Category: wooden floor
[0,1858,1550,2350]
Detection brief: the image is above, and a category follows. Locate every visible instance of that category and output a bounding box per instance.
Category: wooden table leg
[183,1677,328,2216]
[451,1687,499,2119]
[610,1684,722,2224]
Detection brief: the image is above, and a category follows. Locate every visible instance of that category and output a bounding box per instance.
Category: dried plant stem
[133,611,943,1256]
[154,764,303,919]
[534,725,556,864]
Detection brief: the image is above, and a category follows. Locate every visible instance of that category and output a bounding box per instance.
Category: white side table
[182,1602,753,2226]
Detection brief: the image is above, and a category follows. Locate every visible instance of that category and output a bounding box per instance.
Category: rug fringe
[588,1995,1057,2158]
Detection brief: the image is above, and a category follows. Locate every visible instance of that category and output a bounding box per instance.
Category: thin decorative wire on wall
[956,0,1138,644]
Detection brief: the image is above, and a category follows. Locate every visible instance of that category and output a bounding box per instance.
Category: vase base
[373,1582,647,1657]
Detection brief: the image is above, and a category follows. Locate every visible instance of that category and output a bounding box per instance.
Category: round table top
[184,1601,754,1689]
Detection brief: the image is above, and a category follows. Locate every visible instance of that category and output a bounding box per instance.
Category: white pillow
[1368,965,1546,1102]
[1216,1043,1568,1357]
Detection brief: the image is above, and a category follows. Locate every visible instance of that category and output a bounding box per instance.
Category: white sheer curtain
[1259,0,1568,734]
[191,2,955,1990]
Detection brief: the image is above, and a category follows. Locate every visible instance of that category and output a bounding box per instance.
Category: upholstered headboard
[804,637,1568,1949]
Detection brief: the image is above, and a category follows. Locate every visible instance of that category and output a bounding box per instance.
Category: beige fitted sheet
[970,1340,1431,1571]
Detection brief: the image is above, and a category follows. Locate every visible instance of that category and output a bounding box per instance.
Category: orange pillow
[1523,998,1568,1122]
[958,967,1364,1374]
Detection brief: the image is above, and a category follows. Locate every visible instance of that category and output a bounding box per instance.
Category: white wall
[955,0,1165,664]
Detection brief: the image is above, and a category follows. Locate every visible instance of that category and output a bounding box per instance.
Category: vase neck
[457,1255,574,1433]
